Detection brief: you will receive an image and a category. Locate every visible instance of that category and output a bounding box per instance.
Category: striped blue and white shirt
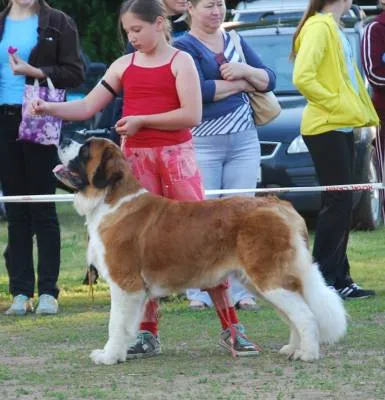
[174,31,276,136]
[193,31,253,136]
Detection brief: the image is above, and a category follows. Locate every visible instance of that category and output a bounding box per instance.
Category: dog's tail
[301,260,347,344]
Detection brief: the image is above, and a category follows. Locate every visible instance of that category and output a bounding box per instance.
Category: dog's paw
[90,349,122,365]
[279,344,297,357]
[291,349,319,362]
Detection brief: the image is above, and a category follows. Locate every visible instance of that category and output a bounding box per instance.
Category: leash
[88,267,95,304]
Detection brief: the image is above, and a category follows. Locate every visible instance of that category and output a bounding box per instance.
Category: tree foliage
[0,0,124,64]
[1,1,244,64]
[50,0,124,64]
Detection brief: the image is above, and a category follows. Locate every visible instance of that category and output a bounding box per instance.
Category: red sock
[207,283,239,330]
[228,306,239,325]
[139,298,159,336]
[140,322,158,336]
[216,307,239,330]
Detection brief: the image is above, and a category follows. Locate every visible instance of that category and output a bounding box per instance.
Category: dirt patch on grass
[0,355,47,367]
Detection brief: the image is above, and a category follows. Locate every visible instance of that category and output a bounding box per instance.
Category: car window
[242,31,362,95]
[234,12,303,23]
[242,33,295,94]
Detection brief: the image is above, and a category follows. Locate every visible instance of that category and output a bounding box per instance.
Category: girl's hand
[115,116,144,136]
[220,62,248,81]
[31,99,49,115]
[9,53,35,76]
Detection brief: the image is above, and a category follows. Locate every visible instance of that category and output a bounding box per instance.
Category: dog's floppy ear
[92,147,123,189]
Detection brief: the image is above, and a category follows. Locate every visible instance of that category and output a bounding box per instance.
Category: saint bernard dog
[54,137,347,365]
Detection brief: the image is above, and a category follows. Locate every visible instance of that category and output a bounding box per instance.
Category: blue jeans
[193,129,261,198]
[186,129,260,306]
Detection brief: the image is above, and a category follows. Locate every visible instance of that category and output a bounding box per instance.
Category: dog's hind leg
[90,282,147,365]
[240,276,301,358]
[279,328,301,358]
[262,288,319,362]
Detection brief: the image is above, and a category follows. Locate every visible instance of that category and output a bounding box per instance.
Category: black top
[170,14,189,35]
[0,3,85,88]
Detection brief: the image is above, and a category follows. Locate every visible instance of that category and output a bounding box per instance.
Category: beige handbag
[228,30,281,126]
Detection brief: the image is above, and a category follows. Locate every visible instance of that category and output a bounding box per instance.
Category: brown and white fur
[54,137,347,365]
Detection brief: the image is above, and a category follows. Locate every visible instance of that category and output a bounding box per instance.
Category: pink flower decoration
[8,46,18,55]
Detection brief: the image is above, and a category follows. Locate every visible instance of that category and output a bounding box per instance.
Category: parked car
[221,2,382,230]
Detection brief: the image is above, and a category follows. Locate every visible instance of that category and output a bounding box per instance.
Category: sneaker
[189,300,208,310]
[5,294,34,315]
[36,294,59,314]
[219,323,261,357]
[338,283,376,300]
[236,298,260,311]
[126,331,161,360]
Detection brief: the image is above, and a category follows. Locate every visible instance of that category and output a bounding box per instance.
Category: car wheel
[354,146,383,230]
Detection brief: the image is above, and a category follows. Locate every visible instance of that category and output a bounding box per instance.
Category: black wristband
[100,79,117,97]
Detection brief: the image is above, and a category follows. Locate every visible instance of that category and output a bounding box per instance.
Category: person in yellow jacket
[291,0,378,299]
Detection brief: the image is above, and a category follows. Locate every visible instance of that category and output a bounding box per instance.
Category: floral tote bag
[18,77,66,146]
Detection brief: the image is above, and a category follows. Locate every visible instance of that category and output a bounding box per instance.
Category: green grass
[0,202,384,400]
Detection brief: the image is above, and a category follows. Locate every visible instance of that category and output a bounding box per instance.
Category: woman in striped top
[174,0,276,312]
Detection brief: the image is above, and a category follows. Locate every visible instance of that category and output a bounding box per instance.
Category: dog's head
[54,137,126,194]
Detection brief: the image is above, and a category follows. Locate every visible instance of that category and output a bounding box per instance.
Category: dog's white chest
[83,192,147,283]
[86,213,111,281]
[87,236,110,281]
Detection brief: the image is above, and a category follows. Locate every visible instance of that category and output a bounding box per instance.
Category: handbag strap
[32,77,55,91]
[228,30,246,64]
[46,77,55,91]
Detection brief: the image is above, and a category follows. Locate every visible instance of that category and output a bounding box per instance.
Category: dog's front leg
[90,282,146,365]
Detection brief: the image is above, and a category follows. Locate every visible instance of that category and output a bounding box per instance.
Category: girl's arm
[362,21,385,90]
[115,52,202,134]
[33,56,127,120]
[293,23,337,110]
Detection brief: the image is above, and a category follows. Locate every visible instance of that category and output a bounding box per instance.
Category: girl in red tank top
[121,50,191,148]
[33,0,259,361]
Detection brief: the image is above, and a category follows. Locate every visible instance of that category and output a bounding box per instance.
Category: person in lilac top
[174,0,276,311]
